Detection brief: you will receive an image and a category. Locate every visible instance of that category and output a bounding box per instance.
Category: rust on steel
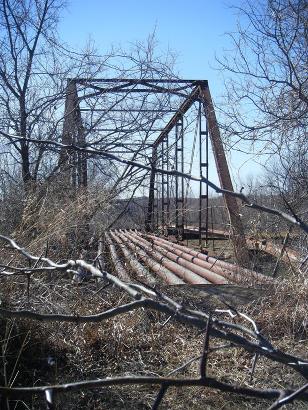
[145,146,158,232]
[145,233,273,285]
[129,231,226,285]
[146,85,201,233]
[145,235,228,284]
[146,80,249,266]
[115,230,185,285]
[105,232,131,282]
[105,230,271,286]
[110,231,156,285]
[65,77,249,266]
[152,85,203,148]
[199,83,250,267]
[120,230,210,284]
[247,238,299,264]
[60,80,87,187]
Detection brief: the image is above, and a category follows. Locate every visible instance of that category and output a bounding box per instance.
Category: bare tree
[218,0,307,148]
[0,0,112,191]
[0,0,67,187]
[0,1,180,244]
[217,0,308,243]
[0,4,177,189]
[265,140,308,238]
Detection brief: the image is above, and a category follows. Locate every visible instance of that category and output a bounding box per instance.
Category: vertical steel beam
[175,116,184,240]
[166,134,170,232]
[175,125,179,235]
[205,114,209,243]
[198,101,209,249]
[198,103,202,247]
[60,80,87,187]
[210,206,215,249]
[180,118,185,235]
[199,83,250,266]
[161,137,168,232]
[145,147,157,232]
[156,146,160,230]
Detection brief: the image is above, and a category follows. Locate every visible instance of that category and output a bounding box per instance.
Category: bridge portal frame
[61,78,249,265]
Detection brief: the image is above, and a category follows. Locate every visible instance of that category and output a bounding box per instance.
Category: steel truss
[61,78,248,262]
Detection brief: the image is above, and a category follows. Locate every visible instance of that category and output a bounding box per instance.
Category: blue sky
[60,0,239,90]
[59,0,263,188]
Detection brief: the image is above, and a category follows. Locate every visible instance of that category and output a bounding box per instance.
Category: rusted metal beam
[74,78,201,85]
[59,80,77,186]
[199,83,250,267]
[152,85,202,148]
[247,238,299,264]
[80,109,178,113]
[110,231,156,285]
[78,80,191,98]
[175,116,185,240]
[146,235,228,285]
[115,230,184,285]
[198,100,209,248]
[92,128,165,133]
[60,80,87,187]
[105,232,131,282]
[167,226,228,240]
[146,234,273,284]
[121,230,209,284]
[146,147,158,232]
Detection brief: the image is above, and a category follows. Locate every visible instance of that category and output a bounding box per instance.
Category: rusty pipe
[123,230,212,284]
[128,231,220,284]
[144,235,228,284]
[145,233,273,284]
[105,232,131,282]
[119,230,209,285]
[114,231,185,285]
[110,231,156,286]
[144,233,240,283]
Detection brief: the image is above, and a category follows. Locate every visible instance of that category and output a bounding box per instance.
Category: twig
[249,354,259,383]
[200,314,212,379]
[0,375,307,402]
[45,389,54,410]
[167,356,201,377]
[268,382,308,409]
[152,383,168,410]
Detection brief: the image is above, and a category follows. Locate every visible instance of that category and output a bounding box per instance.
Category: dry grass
[1,268,307,409]
[1,189,307,409]
[244,272,308,340]
[14,181,113,259]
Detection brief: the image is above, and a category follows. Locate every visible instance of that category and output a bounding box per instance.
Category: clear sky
[59,0,263,189]
[59,0,239,90]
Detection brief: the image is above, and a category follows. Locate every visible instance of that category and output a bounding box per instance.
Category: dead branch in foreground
[0,234,307,409]
[3,133,308,234]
